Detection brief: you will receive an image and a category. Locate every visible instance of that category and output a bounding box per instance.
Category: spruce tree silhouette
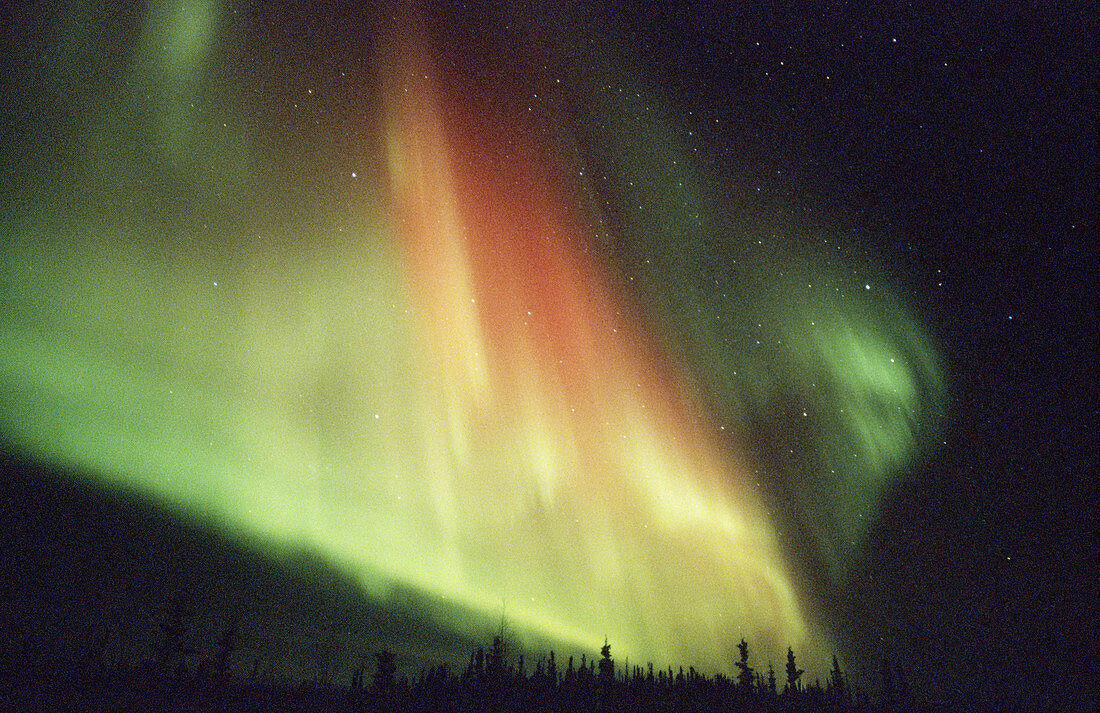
[598,638,614,686]
[150,597,197,682]
[735,638,755,694]
[547,649,558,689]
[487,636,505,682]
[828,654,848,705]
[785,646,804,695]
[373,650,396,693]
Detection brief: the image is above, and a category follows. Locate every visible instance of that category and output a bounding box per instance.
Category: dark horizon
[0,448,936,712]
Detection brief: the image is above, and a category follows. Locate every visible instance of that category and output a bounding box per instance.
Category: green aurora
[0,1,944,677]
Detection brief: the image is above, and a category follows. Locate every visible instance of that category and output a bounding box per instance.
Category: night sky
[1,2,1096,712]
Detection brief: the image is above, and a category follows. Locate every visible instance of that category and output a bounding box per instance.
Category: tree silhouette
[785,646,804,695]
[150,597,196,681]
[465,646,485,682]
[598,638,614,686]
[373,650,396,693]
[829,654,849,705]
[65,601,950,713]
[735,638,755,694]
[547,649,558,689]
[487,635,505,681]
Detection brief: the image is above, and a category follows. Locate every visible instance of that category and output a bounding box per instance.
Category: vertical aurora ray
[0,2,943,677]
[370,20,827,668]
[551,22,948,584]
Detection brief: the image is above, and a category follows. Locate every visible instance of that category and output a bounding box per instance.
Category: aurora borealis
[0,0,956,682]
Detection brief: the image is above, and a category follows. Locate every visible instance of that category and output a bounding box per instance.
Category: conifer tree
[735,638,755,694]
[785,646,804,694]
[599,639,614,685]
[351,666,363,691]
[151,598,196,680]
[829,654,848,704]
[487,636,504,680]
[373,650,396,692]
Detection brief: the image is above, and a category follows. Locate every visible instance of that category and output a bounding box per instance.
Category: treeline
[338,636,918,713]
[7,603,924,713]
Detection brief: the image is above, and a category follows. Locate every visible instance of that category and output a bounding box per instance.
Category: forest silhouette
[0,451,942,712]
[9,595,924,713]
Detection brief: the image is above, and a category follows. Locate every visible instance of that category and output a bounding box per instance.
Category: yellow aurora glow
[376,24,825,666]
[0,2,943,677]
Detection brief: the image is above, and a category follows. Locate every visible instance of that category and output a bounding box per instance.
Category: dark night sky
[633,1,1099,708]
[1,2,1097,712]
